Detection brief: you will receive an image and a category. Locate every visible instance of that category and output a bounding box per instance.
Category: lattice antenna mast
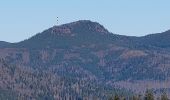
[57,17,59,25]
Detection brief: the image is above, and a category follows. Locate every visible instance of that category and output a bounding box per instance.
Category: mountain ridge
[1,20,170,49]
[12,20,116,49]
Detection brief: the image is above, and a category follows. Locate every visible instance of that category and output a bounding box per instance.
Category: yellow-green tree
[108,94,120,100]
[133,95,137,100]
[144,90,154,100]
[114,94,120,100]
[161,92,168,100]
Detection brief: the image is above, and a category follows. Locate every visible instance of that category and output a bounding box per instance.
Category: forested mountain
[0,41,11,48]
[139,30,170,48]
[0,20,170,99]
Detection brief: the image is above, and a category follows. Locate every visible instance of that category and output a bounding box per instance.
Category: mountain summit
[50,20,109,36]
[4,20,170,49]
[16,20,113,48]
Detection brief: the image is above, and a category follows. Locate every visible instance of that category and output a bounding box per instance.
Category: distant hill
[140,30,170,48]
[0,20,170,99]
[14,20,115,49]
[0,41,11,48]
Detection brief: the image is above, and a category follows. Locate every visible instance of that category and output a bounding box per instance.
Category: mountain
[0,20,170,99]
[140,30,170,48]
[0,41,11,48]
[14,20,115,49]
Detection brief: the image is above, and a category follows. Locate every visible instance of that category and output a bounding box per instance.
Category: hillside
[0,58,131,100]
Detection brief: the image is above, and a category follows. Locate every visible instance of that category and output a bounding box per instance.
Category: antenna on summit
[57,17,59,25]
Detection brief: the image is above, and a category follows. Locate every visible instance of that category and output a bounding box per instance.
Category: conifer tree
[108,94,120,100]
[114,94,120,100]
[133,95,140,100]
[144,90,154,100]
[161,92,168,100]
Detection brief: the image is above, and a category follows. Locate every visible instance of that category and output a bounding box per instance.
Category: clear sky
[1,0,170,43]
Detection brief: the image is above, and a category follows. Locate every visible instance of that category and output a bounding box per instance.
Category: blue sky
[0,0,170,42]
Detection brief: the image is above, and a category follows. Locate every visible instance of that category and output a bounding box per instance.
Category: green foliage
[108,91,170,100]
[144,90,154,100]
[161,92,169,100]
[132,95,142,100]
[133,95,139,100]
[108,94,120,100]
[114,94,120,100]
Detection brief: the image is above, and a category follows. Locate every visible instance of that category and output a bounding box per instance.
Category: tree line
[109,90,169,100]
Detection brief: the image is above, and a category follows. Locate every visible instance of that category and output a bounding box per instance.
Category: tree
[161,92,168,100]
[132,94,143,100]
[114,94,120,100]
[108,94,120,100]
[144,90,154,100]
[133,95,140,100]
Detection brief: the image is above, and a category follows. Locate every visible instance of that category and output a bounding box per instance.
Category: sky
[0,0,170,43]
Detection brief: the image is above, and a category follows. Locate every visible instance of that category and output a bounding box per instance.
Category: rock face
[49,20,109,36]
[0,20,170,99]
[51,26,72,35]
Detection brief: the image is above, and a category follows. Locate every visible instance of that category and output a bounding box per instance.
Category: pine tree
[132,94,143,100]
[108,94,120,100]
[161,92,168,100]
[114,94,120,100]
[133,95,139,100]
[144,90,154,100]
